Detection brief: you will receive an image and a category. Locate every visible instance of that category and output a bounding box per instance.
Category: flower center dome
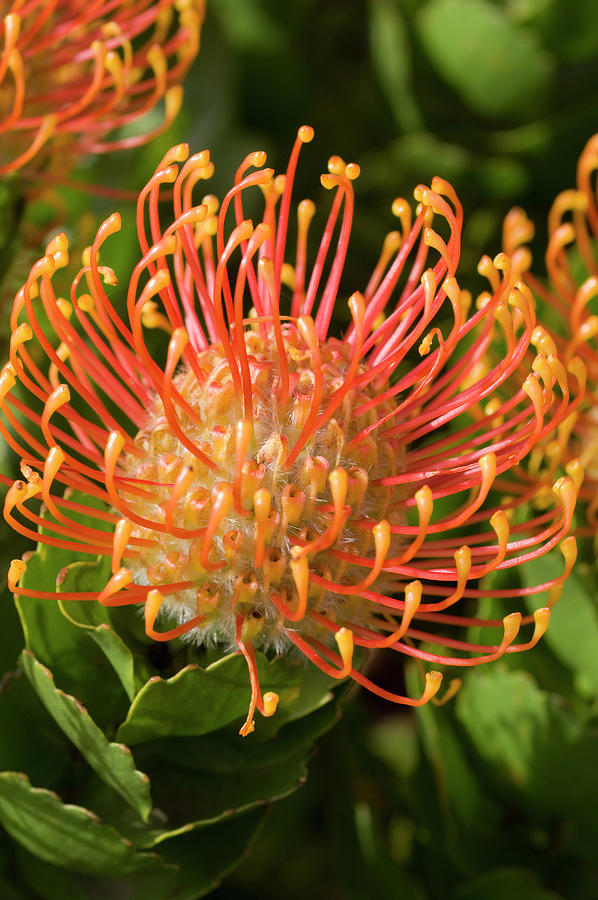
[121,321,405,652]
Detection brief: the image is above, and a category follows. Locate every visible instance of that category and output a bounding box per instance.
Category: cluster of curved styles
[0,0,204,176]
[0,127,584,736]
[503,132,598,535]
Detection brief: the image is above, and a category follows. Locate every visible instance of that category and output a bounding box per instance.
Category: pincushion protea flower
[0,0,204,175]
[502,132,598,532]
[1,127,583,736]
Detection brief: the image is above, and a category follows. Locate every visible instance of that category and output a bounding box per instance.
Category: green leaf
[14,494,129,724]
[453,665,598,860]
[127,702,340,841]
[148,809,268,899]
[455,666,577,786]
[13,490,112,678]
[15,848,177,900]
[16,546,85,663]
[16,810,267,900]
[72,704,338,848]
[0,669,66,790]
[368,0,424,132]
[161,696,338,775]
[117,652,337,745]
[57,560,138,701]
[281,655,337,723]
[418,0,554,116]
[0,773,157,876]
[452,866,565,900]
[143,746,309,837]
[520,556,598,697]
[20,650,152,821]
[16,550,127,724]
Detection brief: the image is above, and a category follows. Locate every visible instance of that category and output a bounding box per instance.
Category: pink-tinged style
[1,128,583,735]
[504,132,598,533]
[0,0,204,175]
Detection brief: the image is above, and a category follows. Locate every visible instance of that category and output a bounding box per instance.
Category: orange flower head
[0,0,204,175]
[503,132,598,530]
[2,129,583,735]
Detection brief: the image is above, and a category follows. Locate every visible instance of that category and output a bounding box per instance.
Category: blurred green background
[62,0,598,278]
[2,1,598,898]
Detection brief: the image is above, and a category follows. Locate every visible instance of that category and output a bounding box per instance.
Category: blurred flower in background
[1,129,583,735]
[503,132,598,534]
[0,0,205,176]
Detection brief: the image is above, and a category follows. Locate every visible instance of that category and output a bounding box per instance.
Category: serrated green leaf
[368,0,423,132]
[16,809,266,900]
[57,559,138,701]
[16,550,127,725]
[418,0,554,116]
[75,701,337,850]
[156,810,267,899]
[138,691,338,779]
[117,652,337,745]
[15,847,177,900]
[20,650,152,821]
[15,524,130,725]
[146,751,307,837]
[0,772,156,876]
[133,702,339,842]
[13,491,110,675]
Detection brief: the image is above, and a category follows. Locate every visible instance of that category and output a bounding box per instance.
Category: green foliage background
[2,1,598,897]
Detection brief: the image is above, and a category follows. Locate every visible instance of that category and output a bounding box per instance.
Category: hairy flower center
[121,324,406,650]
